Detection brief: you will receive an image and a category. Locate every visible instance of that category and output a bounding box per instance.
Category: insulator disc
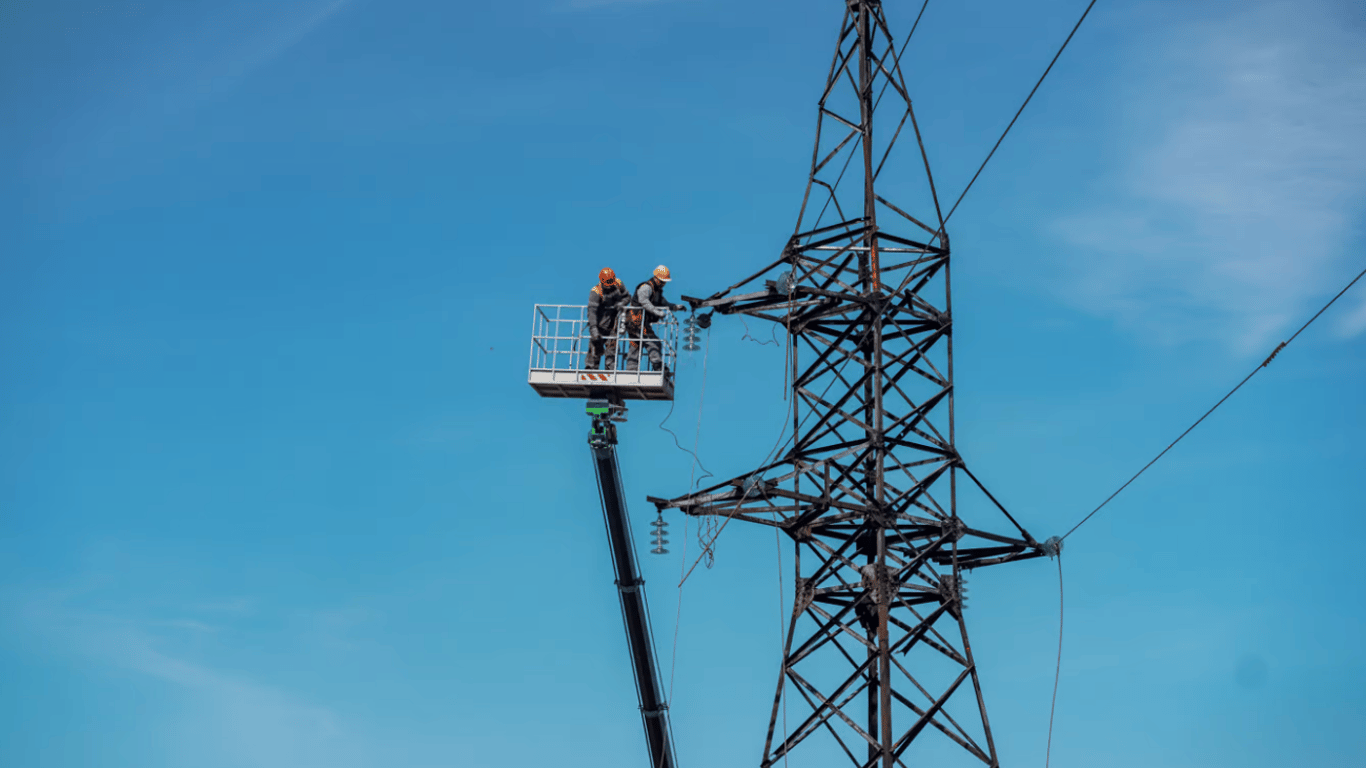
[651,547,669,555]
[684,344,700,351]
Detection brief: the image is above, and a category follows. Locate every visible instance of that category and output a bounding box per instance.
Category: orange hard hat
[653,265,672,282]
[599,267,616,284]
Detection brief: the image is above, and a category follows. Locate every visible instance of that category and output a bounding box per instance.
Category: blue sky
[1,0,1364,766]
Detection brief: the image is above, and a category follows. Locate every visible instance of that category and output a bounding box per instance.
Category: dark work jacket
[587,280,629,336]
[627,279,670,327]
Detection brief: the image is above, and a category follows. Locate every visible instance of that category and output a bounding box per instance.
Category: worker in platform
[586,267,629,370]
[625,265,685,372]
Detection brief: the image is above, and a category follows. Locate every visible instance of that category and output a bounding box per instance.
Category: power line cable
[741,316,784,347]
[678,390,800,586]
[934,0,1101,239]
[1045,553,1064,768]
[676,356,856,587]
[667,325,712,704]
[658,335,716,490]
[1062,262,1366,541]
[688,325,714,492]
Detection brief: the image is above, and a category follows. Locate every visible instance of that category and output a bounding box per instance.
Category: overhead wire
[918,0,1363,754]
[677,355,855,588]
[932,0,1101,241]
[1062,261,1366,541]
[668,323,712,706]
[1045,553,1064,768]
[1037,262,1363,761]
[741,316,784,347]
[873,2,1094,757]
[678,394,797,586]
[657,327,716,490]
[662,0,1364,758]
[688,309,802,574]
[688,325,714,493]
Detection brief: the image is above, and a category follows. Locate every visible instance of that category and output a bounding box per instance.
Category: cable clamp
[1261,341,1288,368]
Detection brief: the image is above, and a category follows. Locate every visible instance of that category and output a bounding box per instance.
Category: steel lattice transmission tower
[649,2,1055,766]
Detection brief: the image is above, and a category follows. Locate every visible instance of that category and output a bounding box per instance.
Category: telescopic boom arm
[586,399,677,768]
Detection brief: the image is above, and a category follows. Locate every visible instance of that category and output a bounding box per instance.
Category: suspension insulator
[650,518,670,554]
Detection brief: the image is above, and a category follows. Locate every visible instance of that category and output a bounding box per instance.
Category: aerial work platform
[528,304,679,401]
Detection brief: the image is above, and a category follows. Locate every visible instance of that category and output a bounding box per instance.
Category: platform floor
[529,368,674,401]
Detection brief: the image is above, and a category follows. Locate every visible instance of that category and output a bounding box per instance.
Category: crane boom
[586,399,677,768]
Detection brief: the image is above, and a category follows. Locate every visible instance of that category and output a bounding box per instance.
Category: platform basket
[528,304,677,401]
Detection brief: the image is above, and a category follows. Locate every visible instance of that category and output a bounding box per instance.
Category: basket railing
[528,304,679,374]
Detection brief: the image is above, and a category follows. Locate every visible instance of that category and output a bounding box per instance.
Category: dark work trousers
[585,333,617,370]
[624,322,662,371]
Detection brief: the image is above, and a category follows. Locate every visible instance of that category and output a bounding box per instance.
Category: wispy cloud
[1050,1,1366,353]
[223,0,356,81]
[34,0,358,185]
[1339,290,1366,336]
[7,588,368,768]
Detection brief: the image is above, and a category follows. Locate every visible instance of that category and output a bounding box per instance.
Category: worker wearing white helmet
[625,265,685,371]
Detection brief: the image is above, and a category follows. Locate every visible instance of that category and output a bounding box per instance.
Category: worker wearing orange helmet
[586,267,629,370]
[625,265,685,372]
